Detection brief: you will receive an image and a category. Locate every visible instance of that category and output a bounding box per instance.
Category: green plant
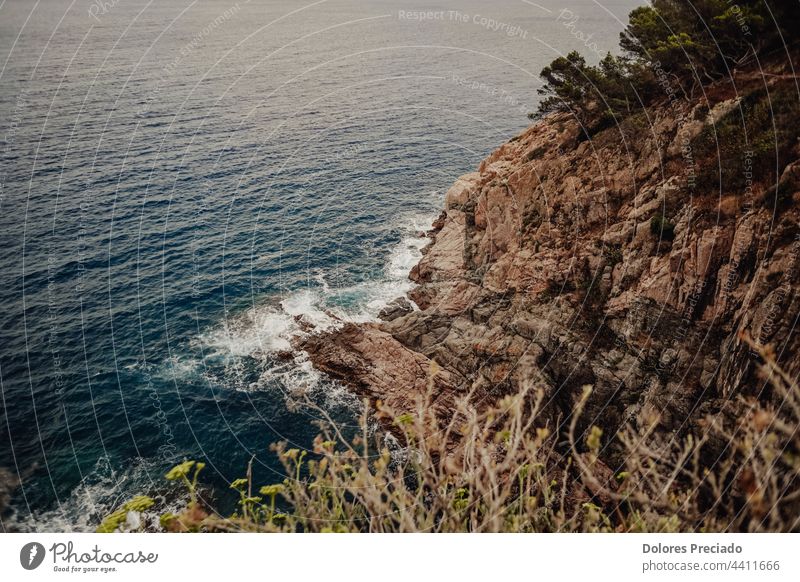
[693,87,800,196]
[159,460,209,532]
[534,1,800,130]
[165,460,204,503]
[602,244,624,267]
[650,214,675,240]
[96,496,154,533]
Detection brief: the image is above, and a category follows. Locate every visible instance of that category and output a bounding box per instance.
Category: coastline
[297,64,800,453]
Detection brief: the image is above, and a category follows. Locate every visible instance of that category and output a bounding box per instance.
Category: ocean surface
[0,0,639,530]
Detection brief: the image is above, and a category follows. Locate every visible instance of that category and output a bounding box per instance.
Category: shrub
[602,244,624,267]
[693,87,800,195]
[649,213,675,240]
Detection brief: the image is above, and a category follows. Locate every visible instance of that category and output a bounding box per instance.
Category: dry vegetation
[101,338,799,533]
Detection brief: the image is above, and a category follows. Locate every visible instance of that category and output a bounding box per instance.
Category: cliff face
[300,66,800,452]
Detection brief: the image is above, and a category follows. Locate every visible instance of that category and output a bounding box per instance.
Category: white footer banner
[1,533,798,581]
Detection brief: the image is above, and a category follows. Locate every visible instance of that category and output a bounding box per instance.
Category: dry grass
[107,342,799,533]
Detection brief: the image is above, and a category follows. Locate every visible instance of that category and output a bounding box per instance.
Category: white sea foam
[331,212,433,320]
[11,213,436,532]
[165,210,438,403]
[201,210,435,362]
[5,456,188,533]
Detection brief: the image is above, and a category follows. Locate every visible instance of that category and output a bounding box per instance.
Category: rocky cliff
[299,64,800,458]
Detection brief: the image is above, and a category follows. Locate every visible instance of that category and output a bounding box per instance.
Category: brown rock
[297,324,459,423]
[293,71,800,469]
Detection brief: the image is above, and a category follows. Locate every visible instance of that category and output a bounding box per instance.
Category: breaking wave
[169,211,436,398]
[4,456,188,533]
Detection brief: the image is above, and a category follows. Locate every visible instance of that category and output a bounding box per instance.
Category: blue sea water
[0,0,639,530]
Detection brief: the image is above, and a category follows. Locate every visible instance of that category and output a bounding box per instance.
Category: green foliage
[96,496,155,533]
[621,1,791,79]
[649,213,675,240]
[692,88,800,195]
[602,244,624,267]
[535,0,800,131]
[586,425,603,452]
[165,460,205,504]
[534,51,644,133]
[157,460,210,532]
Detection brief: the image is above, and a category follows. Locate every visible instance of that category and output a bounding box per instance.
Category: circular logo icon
[20,542,46,570]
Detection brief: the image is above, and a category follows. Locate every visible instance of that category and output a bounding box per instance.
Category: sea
[0,0,639,530]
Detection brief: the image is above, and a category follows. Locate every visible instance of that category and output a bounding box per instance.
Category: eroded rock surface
[300,70,800,453]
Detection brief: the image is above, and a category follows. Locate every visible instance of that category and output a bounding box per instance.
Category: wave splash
[4,456,189,533]
[173,212,435,397]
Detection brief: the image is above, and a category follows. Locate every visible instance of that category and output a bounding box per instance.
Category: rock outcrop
[300,67,800,456]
